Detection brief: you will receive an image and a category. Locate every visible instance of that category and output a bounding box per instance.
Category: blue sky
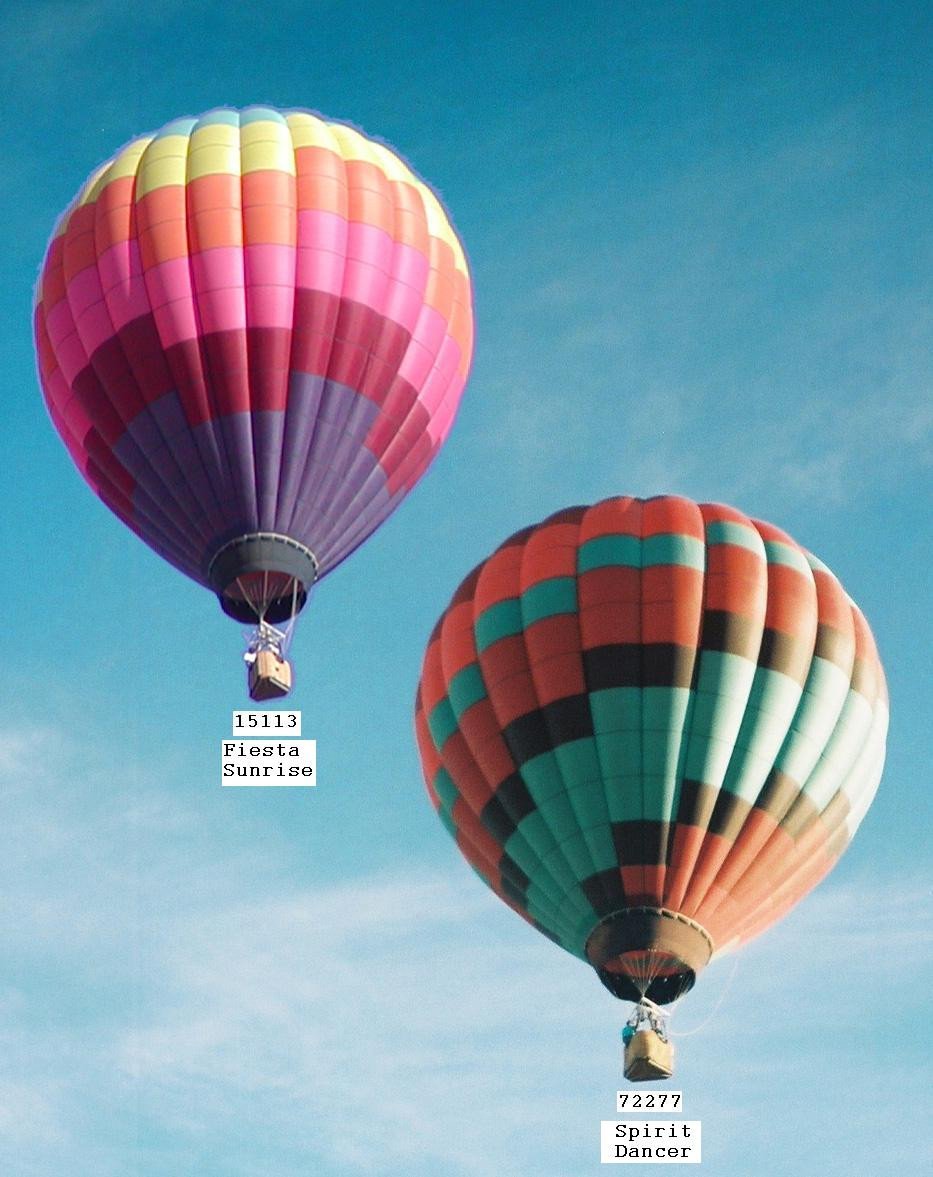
[1,2,931,1174]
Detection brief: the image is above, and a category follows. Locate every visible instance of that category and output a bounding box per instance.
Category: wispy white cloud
[0,725,928,1176]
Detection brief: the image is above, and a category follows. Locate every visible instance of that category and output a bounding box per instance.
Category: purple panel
[216,413,259,530]
[275,372,326,527]
[289,378,380,514]
[252,410,286,531]
[319,477,397,570]
[116,392,229,549]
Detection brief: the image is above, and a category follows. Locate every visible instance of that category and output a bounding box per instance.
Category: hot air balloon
[35,106,473,698]
[414,496,887,1078]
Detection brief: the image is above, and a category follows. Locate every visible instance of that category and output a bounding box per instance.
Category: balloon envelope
[35,106,473,620]
[415,496,887,1003]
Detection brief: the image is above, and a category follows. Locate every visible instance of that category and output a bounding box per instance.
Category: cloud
[0,724,928,1176]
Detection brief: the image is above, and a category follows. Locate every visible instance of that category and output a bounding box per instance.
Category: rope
[668,952,741,1038]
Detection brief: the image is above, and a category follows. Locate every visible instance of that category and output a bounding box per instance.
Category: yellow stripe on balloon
[283,111,341,153]
[136,134,191,197]
[240,119,296,176]
[186,122,240,181]
[418,184,469,278]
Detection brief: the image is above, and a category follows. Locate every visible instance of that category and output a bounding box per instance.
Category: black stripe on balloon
[699,610,761,660]
[706,790,752,841]
[583,643,696,690]
[499,854,531,907]
[674,778,720,834]
[580,868,627,915]
[757,627,812,684]
[753,768,803,823]
[611,820,665,867]
[502,693,594,764]
[480,772,537,841]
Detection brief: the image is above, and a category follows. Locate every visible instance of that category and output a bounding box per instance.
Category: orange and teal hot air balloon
[415,496,887,1025]
[34,106,472,687]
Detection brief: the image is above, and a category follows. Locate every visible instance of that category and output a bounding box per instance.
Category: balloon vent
[586,908,713,1006]
[207,533,319,623]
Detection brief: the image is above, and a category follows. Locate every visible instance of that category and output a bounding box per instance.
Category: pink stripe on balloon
[52,329,89,385]
[426,367,465,445]
[397,305,447,386]
[190,247,245,295]
[63,266,103,318]
[382,279,424,334]
[76,298,118,356]
[297,208,348,252]
[98,241,151,330]
[340,259,389,308]
[346,221,393,268]
[144,256,194,313]
[296,209,347,294]
[196,284,247,335]
[152,297,199,350]
[57,385,93,436]
[44,298,79,353]
[244,242,296,288]
[295,247,345,296]
[391,244,430,291]
[246,284,296,329]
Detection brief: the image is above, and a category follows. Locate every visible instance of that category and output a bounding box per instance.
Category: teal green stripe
[427,696,458,750]
[447,662,487,718]
[806,552,833,576]
[521,577,577,624]
[705,519,764,555]
[578,534,642,570]
[643,533,705,569]
[521,750,570,803]
[764,539,811,575]
[432,767,460,814]
[474,598,523,652]
[437,805,459,840]
[578,533,705,571]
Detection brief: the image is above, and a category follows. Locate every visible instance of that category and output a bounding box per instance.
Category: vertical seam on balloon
[518,512,602,951]
[654,500,705,906]
[271,115,305,537]
[728,596,886,939]
[307,188,452,568]
[152,114,239,552]
[56,186,199,571]
[467,540,584,948]
[279,123,349,540]
[302,168,397,553]
[466,570,580,947]
[674,510,767,920]
[691,529,818,918]
[89,155,219,563]
[661,506,714,910]
[182,110,252,538]
[576,501,621,926]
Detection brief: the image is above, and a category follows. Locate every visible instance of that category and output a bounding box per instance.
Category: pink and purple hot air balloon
[34,105,473,695]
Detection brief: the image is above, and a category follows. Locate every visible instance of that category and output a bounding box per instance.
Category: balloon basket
[624,1030,674,1082]
[248,649,293,701]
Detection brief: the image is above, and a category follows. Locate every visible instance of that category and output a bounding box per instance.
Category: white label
[600,1121,701,1164]
[232,710,301,735]
[221,739,316,786]
[616,1091,683,1113]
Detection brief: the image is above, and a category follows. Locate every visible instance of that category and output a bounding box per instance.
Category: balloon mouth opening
[206,533,319,624]
[585,907,713,1006]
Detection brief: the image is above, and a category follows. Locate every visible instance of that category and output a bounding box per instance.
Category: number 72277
[616,1091,682,1111]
